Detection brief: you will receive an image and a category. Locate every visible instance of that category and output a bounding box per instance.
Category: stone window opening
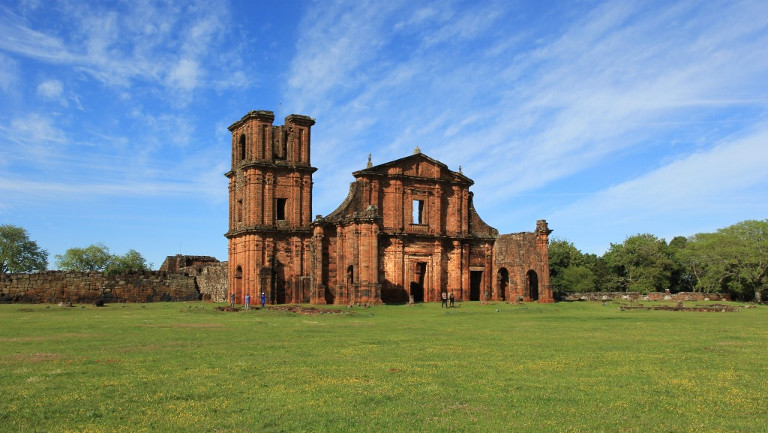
[274,132,287,160]
[412,199,425,224]
[238,134,246,162]
[237,199,243,223]
[276,198,287,221]
[497,268,509,301]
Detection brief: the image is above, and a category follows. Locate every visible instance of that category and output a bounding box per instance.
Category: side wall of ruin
[193,262,229,303]
[494,231,554,303]
[0,271,199,304]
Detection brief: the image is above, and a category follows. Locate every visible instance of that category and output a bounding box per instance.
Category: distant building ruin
[226,110,553,305]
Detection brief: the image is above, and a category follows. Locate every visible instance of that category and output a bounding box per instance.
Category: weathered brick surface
[226,110,552,305]
[0,271,199,304]
[160,255,228,302]
[194,262,228,302]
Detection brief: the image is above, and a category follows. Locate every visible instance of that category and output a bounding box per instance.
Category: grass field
[1,300,766,433]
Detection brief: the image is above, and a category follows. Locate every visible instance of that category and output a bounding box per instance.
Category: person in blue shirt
[260,292,266,309]
[244,293,251,310]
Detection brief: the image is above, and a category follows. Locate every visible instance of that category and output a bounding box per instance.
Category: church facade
[225,110,553,305]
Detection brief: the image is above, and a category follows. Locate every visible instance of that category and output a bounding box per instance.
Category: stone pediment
[353,152,472,185]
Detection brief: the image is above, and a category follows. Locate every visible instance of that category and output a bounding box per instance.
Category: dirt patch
[10,352,63,363]
[214,306,241,312]
[267,305,350,315]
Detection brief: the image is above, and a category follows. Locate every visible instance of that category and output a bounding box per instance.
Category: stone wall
[158,255,229,302]
[0,271,199,304]
[564,291,731,302]
[159,254,220,273]
[192,262,228,302]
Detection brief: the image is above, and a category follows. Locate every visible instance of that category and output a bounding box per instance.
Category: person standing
[230,292,235,308]
[260,292,266,309]
[441,291,448,308]
[449,291,455,308]
[244,293,251,310]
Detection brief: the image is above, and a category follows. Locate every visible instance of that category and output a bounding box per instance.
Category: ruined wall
[564,292,732,302]
[494,223,553,303]
[0,271,199,304]
[159,255,220,273]
[194,261,228,303]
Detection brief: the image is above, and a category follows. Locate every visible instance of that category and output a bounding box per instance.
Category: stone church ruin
[226,110,553,305]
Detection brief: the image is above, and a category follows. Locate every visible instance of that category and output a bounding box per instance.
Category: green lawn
[1,301,766,433]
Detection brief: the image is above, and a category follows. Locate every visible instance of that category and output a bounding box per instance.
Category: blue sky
[1,0,767,269]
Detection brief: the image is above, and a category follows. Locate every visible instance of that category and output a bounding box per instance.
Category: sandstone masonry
[0,271,199,304]
[226,110,553,305]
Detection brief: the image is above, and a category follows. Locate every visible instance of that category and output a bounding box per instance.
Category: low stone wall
[0,271,199,304]
[564,291,731,302]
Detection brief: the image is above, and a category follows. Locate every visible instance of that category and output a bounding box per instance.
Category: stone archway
[497,268,509,301]
[234,265,243,302]
[527,270,539,301]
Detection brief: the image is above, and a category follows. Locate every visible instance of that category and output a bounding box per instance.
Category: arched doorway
[234,265,243,302]
[347,265,355,303]
[497,268,509,301]
[527,270,539,301]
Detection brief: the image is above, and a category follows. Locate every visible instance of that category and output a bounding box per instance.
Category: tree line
[549,220,767,302]
[3,220,766,301]
[1,225,150,275]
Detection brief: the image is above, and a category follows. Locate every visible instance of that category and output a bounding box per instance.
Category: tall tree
[720,220,767,301]
[549,239,597,293]
[683,220,768,301]
[56,244,151,274]
[0,225,48,273]
[55,243,113,272]
[603,234,675,293]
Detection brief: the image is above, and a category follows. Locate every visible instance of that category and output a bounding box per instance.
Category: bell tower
[225,110,316,305]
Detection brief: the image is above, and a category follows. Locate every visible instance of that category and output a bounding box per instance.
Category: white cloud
[0,1,246,102]
[0,53,17,93]
[546,124,768,252]
[282,0,768,236]
[36,79,63,100]
[166,58,200,91]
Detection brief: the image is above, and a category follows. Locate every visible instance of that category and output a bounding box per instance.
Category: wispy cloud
[548,124,768,252]
[285,0,768,223]
[0,1,244,97]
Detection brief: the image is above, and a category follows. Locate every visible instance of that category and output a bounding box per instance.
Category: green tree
[55,243,113,272]
[105,249,150,275]
[0,225,48,273]
[56,244,151,274]
[603,234,675,293]
[668,236,691,291]
[549,239,597,293]
[720,220,767,301]
[681,220,768,301]
[560,266,595,292]
[582,253,609,291]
